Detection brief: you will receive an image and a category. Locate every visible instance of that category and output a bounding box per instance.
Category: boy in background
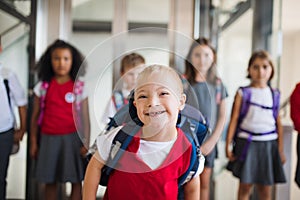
[102,53,145,124]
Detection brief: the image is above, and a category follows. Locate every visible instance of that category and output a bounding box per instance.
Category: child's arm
[183,175,200,200]
[80,98,90,155]
[14,105,27,142]
[200,98,226,155]
[9,71,27,142]
[276,115,286,163]
[225,91,242,161]
[30,95,40,159]
[83,151,105,200]
[290,84,300,132]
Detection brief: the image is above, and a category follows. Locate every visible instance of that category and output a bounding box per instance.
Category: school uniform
[228,87,286,184]
[187,81,227,168]
[0,64,27,199]
[33,78,87,183]
[97,128,203,200]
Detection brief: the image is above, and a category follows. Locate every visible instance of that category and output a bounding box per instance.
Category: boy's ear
[133,100,136,107]
[179,93,186,111]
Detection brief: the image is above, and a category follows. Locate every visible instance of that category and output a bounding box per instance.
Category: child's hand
[225,147,236,161]
[14,128,25,142]
[80,146,88,157]
[200,139,216,156]
[30,142,38,160]
[280,151,286,164]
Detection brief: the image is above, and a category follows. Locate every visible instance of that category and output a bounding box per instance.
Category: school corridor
[1,0,300,199]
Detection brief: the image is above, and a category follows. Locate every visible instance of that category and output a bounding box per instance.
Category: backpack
[37,80,85,131]
[234,86,280,161]
[97,91,210,188]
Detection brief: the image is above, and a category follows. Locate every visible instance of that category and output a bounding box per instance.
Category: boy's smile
[133,67,186,141]
[145,110,166,117]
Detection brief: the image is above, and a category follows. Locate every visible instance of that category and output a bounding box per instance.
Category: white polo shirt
[0,63,27,132]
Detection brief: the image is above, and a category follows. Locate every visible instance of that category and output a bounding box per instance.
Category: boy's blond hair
[136,65,184,98]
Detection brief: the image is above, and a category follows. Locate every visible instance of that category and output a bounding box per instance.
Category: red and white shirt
[33,78,87,135]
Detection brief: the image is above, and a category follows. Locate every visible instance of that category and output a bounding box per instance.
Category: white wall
[280,32,300,101]
[280,31,300,200]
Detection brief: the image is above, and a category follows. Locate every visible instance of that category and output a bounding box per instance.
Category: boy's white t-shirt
[97,126,204,176]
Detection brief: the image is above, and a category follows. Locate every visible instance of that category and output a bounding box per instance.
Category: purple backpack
[235,86,280,161]
[238,86,280,125]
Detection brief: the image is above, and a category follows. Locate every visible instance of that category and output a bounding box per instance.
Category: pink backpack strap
[74,80,85,133]
[74,80,84,111]
[37,80,84,129]
[37,81,49,125]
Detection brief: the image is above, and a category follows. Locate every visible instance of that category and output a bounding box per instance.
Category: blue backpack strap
[100,121,140,186]
[177,105,207,186]
[177,104,209,146]
[100,91,143,186]
[178,138,199,186]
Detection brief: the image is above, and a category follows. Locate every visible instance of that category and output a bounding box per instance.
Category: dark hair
[120,53,145,74]
[247,50,274,81]
[184,37,217,85]
[36,39,86,82]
